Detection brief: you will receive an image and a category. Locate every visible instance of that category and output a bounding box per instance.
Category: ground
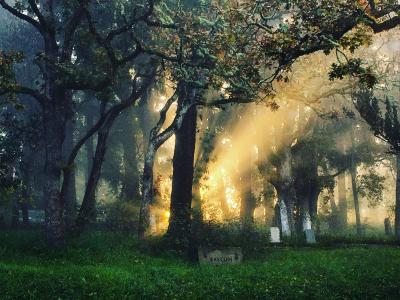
[0,230,399,299]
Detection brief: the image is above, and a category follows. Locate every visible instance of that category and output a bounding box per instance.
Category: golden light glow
[147,30,399,231]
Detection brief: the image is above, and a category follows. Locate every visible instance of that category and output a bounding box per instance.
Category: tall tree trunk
[167,87,198,247]
[120,108,140,202]
[299,196,312,232]
[138,143,157,239]
[20,146,34,227]
[350,166,362,235]
[20,199,29,226]
[43,107,67,248]
[86,112,95,182]
[11,199,19,228]
[294,159,319,233]
[138,87,157,153]
[337,172,347,231]
[395,154,400,239]
[74,117,114,234]
[329,192,339,230]
[42,32,69,247]
[277,195,291,237]
[309,186,320,225]
[263,187,275,227]
[63,118,77,226]
[139,82,189,239]
[240,190,256,230]
[350,129,362,236]
[277,149,297,236]
[240,146,256,227]
[191,177,203,222]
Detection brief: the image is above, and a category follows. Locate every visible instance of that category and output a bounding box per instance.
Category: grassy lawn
[0,230,400,299]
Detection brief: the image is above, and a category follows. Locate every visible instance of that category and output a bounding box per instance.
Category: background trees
[0,0,399,252]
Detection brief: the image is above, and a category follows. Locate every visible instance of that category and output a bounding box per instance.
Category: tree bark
[63,118,77,226]
[299,196,312,232]
[167,86,198,247]
[337,172,348,231]
[240,190,256,230]
[11,199,19,228]
[350,166,362,235]
[395,154,400,239]
[43,107,67,248]
[276,149,297,236]
[138,85,186,239]
[191,177,203,222]
[41,29,69,247]
[120,108,140,202]
[20,146,34,227]
[350,129,362,236]
[294,156,319,233]
[277,195,291,237]
[239,146,256,227]
[138,143,157,239]
[309,186,320,225]
[20,162,31,227]
[263,186,275,227]
[21,200,29,226]
[74,116,115,234]
[86,112,95,182]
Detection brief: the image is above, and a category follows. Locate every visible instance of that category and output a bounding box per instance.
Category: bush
[104,201,140,231]
[192,219,271,253]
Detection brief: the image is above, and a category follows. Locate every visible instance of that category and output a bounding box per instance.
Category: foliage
[0,51,24,103]
[329,58,377,88]
[193,219,270,249]
[104,202,140,232]
[353,89,400,153]
[358,168,386,207]
[0,113,22,188]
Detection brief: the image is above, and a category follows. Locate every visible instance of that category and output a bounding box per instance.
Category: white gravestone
[270,227,281,243]
[198,247,243,265]
[304,229,316,244]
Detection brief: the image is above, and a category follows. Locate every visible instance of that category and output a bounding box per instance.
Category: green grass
[0,230,400,299]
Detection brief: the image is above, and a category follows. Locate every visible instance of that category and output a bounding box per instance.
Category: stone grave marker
[270,227,281,243]
[304,229,316,244]
[198,247,243,265]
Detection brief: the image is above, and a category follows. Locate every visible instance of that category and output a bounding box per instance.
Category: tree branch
[84,9,118,66]
[27,0,48,29]
[0,86,47,106]
[62,3,88,61]
[152,89,178,136]
[0,0,43,33]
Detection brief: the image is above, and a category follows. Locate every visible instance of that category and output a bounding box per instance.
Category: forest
[1,0,400,299]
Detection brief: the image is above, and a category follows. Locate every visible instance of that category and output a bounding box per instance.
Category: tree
[158,0,400,247]
[351,89,400,238]
[0,0,180,246]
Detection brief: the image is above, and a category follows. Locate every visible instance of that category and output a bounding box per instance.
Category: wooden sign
[198,247,243,265]
[376,12,398,24]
